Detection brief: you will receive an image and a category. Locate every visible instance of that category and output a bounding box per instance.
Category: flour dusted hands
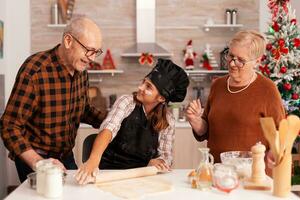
[75,159,100,185]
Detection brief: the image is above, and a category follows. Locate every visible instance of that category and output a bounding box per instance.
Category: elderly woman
[186,30,285,163]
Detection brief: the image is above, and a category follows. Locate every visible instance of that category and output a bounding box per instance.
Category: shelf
[87,69,123,76]
[203,24,243,31]
[87,70,123,83]
[185,69,228,82]
[47,24,198,30]
[47,24,67,28]
[185,69,228,75]
[121,43,173,57]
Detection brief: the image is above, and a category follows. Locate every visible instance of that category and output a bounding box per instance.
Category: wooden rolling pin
[94,166,159,184]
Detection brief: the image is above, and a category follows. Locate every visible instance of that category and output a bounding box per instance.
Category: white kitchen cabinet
[73,124,206,169]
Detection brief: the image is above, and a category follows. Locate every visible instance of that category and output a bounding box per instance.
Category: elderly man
[0,17,105,182]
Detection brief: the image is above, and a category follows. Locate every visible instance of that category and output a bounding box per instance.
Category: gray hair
[63,17,92,38]
[229,30,266,59]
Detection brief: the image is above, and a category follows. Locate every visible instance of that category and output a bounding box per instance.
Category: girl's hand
[75,159,99,185]
[148,158,170,172]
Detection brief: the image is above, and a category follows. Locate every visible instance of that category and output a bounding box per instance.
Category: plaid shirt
[100,95,175,166]
[0,45,104,160]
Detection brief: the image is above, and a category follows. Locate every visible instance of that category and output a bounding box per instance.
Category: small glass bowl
[27,172,37,189]
[27,171,67,189]
[220,151,252,179]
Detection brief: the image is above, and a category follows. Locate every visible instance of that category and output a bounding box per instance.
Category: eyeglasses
[70,34,103,57]
[225,52,256,68]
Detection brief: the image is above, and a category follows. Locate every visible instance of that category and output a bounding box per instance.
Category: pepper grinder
[244,142,271,190]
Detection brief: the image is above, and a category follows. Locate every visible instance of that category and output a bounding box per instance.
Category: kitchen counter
[80,121,191,128]
[5,170,299,200]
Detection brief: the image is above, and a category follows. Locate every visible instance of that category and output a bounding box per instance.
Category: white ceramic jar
[44,166,63,198]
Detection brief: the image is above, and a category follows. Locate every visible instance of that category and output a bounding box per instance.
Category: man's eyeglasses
[70,34,103,57]
[225,52,256,68]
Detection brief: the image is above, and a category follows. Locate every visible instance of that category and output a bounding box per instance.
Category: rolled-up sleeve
[99,95,135,139]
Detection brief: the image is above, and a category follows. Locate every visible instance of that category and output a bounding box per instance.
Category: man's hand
[148,158,170,172]
[75,159,99,185]
[19,149,66,171]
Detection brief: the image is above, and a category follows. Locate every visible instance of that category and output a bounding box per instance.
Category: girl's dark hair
[133,92,169,133]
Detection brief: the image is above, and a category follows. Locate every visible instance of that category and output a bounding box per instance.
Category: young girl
[75,58,189,184]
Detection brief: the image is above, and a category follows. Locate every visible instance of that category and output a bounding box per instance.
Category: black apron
[99,104,159,169]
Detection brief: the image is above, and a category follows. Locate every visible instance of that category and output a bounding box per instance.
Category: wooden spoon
[260,117,280,163]
[278,119,288,162]
[285,115,300,154]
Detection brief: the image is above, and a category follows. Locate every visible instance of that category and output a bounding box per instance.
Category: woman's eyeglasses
[225,52,256,68]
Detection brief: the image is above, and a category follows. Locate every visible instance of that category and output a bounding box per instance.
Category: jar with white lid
[36,159,53,195]
[44,166,63,198]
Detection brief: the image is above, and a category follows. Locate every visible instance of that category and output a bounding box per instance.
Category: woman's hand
[186,99,202,122]
[75,159,100,185]
[266,150,276,169]
[148,158,170,172]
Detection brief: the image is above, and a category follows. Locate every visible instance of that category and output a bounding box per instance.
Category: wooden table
[5,170,300,200]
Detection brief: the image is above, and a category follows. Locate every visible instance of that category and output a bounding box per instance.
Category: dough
[96,176,172,199]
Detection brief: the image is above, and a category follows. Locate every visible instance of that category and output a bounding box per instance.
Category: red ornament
[261,55,267,62]
[139,53,154,66]
[278,38,285,47]
[283,83,292,91]
[292,93,299,100]
[280,66,287,73]
[266,43,273,51]
[294,38,300,48]
[291,19,297,25]
[273,22,280,32]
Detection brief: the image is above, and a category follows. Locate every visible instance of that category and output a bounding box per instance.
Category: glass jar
[36,159,53,195]
[213,163,239,193]
[44,166,63,198]
[196,148,214,190]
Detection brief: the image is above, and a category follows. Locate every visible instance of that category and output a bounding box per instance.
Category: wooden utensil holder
[273,152,291,197]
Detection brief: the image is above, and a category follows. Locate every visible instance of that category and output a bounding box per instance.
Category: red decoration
[183,40,197,70]
[268,0,289,20]
[273,22,280,32]
[292,93,299,100]
[139,53,154,66]
[278,38,285,46]
[201,53,213,70]
[294,38,300,48]
[261,55,267,62]
[271,39,289,60]
[102,49,116,70]
[280,66,287,73]
[88,61,102,70]
[259,65,271,75]
[283,83,292,91]
[291,18,297,25]
[266,43,273,51]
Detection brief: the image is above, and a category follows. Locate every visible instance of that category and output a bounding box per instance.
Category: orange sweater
[194,73,285,162]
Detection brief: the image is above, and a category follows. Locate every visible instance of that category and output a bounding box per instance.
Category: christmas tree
[260,0,300,116]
